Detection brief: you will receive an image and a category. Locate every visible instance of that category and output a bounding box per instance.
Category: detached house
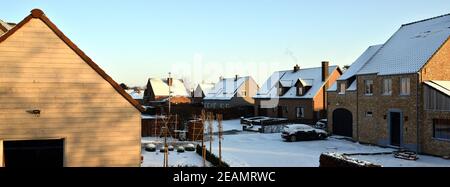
[203,76,259,109]
[143,78,191,105]
[0,9,143,167]
[192,83,215,104]
[254,62,342,122]
[328,13,450,156]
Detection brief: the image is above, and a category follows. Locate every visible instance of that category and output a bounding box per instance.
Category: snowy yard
[141,119,450,167]
[141,137,211,167]
[208,119,450,167]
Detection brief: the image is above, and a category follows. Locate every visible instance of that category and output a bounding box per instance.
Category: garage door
[3,139,64,167]
[332,109,353,137]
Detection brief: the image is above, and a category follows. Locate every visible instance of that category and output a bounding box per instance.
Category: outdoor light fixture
[26,109,41,117]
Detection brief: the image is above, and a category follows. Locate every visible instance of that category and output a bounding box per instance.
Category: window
[364,80,373,95]
[297,86,306,96]
[339,83,346,94]
[296,107,304,118]
[400,78,410,95]
[365,111,373,117]
[433,119,450,140]
[241,90,247,97]
[383,79,392,95]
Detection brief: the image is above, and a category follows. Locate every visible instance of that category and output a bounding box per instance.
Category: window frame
[339,83,346,94]
[364,80,374,96]
[382,79,392,96]
[433,119,450,141]
[296,107,305,118]
[400,77,411,96]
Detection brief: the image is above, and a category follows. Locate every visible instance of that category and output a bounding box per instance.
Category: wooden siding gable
[0,9,144,112]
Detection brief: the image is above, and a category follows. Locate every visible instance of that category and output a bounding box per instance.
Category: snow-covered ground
[141,137,212,167]
[212,119,242,133]
[208,119,450,167]
[141,149,211,167]
[141,119,450,167]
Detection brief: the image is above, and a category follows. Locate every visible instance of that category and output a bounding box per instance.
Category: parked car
[314,119,328,130]
[281,124,328,142]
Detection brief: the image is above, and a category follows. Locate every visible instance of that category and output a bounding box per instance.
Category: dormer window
[339,83,346,94]
[298,86,304,96]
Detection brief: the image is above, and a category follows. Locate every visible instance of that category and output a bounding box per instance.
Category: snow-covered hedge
[196,144,229,167]
[184,144,196,151]
[144,143,156,152]
[319,152,382,167]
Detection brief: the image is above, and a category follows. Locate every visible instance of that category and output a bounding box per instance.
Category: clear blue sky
[1,0,450,87]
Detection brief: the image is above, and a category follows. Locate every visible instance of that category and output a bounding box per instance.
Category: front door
[277,106,283,118]
[390,112,401,147]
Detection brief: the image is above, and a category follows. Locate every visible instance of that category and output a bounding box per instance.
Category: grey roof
[338,45,383,81]
[357,14,450,76]
[255,66,339,99]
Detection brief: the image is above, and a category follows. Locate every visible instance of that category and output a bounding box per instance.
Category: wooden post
[208,112,213,153]
[217,114,223,167]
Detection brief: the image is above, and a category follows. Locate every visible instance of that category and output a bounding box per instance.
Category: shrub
[185,144,196,151]
[144,143,156,152]
[177,146,185,153]
[196,144,229,167]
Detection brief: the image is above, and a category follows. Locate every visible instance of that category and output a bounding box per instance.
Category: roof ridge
[0,9,144,112]
[277,65,338,73]
[402,13,450,27]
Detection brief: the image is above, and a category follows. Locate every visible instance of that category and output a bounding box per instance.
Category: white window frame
[364,80,374,96]
[400,78,410,96]
[365,111,373,117]
[296,107,304,118]
[298,86,304,96]
[339,83,346,94]
[383,79,392,95]
[241,90,247,97]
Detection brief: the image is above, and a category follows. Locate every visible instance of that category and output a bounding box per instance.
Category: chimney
[322,61,329,82]
[293,64,300,72]
[235,75,239,81]
[167,77,173,86]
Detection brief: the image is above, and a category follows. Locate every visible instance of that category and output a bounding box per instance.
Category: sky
[1,0,450,88]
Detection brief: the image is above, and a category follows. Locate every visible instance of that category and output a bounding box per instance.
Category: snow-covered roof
[148,78,190,97]
[424,80,450,97]
[254,66,339,99]
[347,81,357,91]
[198,83,215,94]
[338,45,383,81]
[357,14,450,76]
[126,89,144,100]
[204,76,257,101]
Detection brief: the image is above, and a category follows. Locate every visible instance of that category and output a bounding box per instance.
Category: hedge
[196,144,229,167]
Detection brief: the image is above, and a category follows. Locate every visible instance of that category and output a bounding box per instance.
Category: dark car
[281,124,328,142]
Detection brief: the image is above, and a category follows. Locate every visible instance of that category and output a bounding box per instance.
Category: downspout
[356,77,359,142]
[416,72,420,153]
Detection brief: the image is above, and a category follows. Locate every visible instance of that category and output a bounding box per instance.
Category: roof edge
[402,13,450,27]
[0,9,144,112]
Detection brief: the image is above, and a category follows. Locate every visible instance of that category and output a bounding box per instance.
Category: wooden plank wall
[0,18,141,166]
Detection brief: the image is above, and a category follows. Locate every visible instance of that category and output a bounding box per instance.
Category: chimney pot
[293,64,300,72]
[235,75,238,81]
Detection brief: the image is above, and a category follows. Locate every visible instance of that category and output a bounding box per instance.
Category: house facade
[254,62,341,123]
[192,83,214,104]
[143,78,191,105]
[0,9,143,167]
[328,14,450,156]
[203,76,259,109]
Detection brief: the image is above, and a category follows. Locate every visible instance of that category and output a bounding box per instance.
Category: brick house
[254,62,342,123]
[143,78,191,105]
[192,83,214,104]
[203,76,259,109]
[327,14,450,156]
